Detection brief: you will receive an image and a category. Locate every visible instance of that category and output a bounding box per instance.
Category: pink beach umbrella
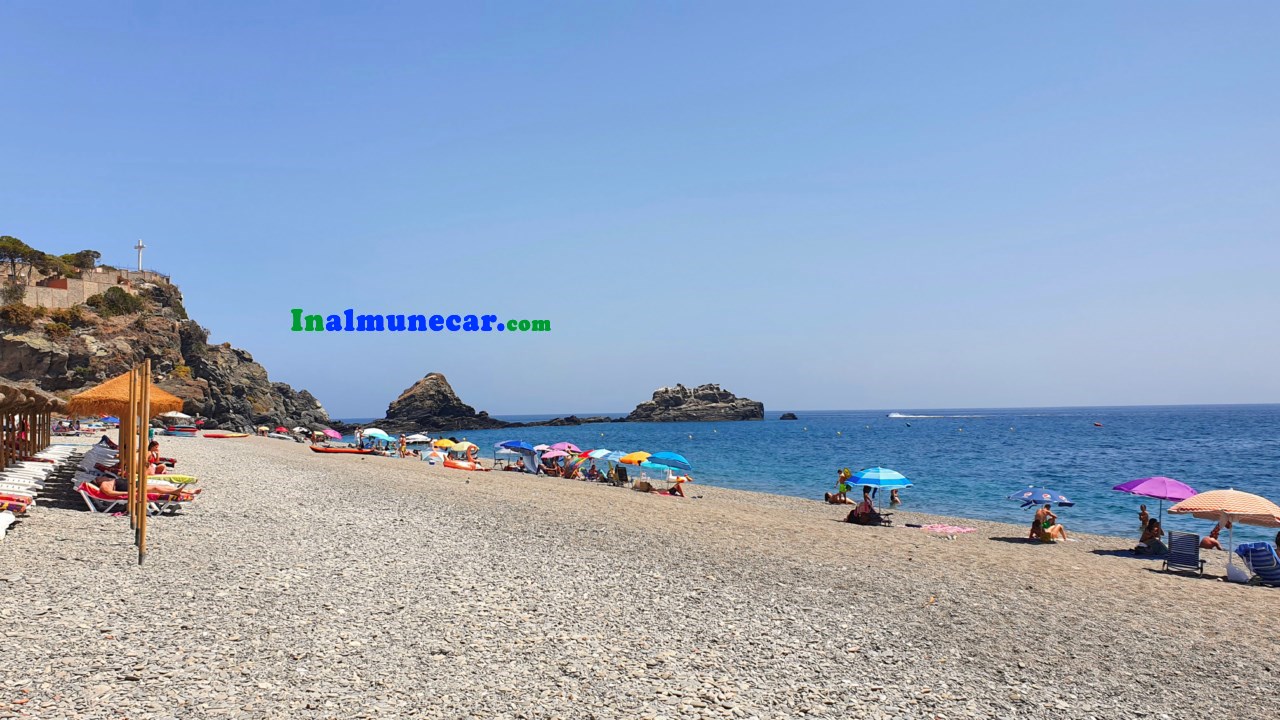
[540,449,569,460]
[1113,476,1199,521]
[322,428,342,439]
[550,442,580,453]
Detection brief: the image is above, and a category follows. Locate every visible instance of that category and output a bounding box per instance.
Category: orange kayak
[309,445,375,454]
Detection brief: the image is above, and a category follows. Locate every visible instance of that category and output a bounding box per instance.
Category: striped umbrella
[1170,489,1280,573]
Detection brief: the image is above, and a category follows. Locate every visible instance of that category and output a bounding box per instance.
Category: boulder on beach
[627,383,763,422]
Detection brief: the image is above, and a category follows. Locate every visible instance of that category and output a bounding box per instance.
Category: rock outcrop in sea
[779,412,798,420]
[626,383,764,422]
[380,372,512,433]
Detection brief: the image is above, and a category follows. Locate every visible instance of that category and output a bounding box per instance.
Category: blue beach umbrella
[647,451,692,472]
[851,467,912,489]
[602,451,628,464]
[1007,487,1074,508]
[101,416,120,424]
[499,440,535,452]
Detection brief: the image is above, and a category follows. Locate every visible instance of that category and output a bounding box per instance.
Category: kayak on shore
[309,445,375,455]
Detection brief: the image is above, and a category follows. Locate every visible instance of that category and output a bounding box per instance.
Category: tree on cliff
[59,249,101,270]
[0,235,38,303]
[0,235,36,282]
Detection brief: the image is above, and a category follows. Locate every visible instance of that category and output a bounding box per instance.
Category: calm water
[341,405,1280,542]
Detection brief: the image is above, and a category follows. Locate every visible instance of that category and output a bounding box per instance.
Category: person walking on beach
[890,489,902,507]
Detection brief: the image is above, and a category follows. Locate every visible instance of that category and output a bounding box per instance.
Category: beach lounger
[76,481,127,514]
[1234,542,1280,587]
[1162,531,1206,577]
[75,481,192,516]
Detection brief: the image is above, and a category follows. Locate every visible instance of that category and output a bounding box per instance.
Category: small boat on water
[309,445,375,455]
[164,425,199,437]
[204,432,249,439]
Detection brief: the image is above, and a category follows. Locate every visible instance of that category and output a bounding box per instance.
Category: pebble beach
[2,435,1278,719]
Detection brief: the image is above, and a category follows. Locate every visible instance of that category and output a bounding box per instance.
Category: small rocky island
[779,412,798,420]
[379,372,512,433]
[627,383,763,422]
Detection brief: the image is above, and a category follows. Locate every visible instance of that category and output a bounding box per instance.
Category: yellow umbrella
[619,451,651,466]
[450,441,477,453]
[434,438,456,448]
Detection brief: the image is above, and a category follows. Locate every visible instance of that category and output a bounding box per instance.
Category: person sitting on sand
[585,463,600,481]
[845,486,881,525]
[1134,518,1167,555]
[1032,504,1068,542]
[1138,504,1149,531]
[669,474,692,497]
[1200,521,1231,551]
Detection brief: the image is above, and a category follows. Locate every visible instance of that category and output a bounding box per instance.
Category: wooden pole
[137,360,150,566]
[126,369,137,532]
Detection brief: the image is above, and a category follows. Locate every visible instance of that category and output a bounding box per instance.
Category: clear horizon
[3,3,1278,416]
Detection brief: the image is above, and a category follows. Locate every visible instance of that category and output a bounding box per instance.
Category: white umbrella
[405,433,430,443]
[292,426,309,433]
[160,411,192,419]
[533,444,551,452]
[362,427,385,436]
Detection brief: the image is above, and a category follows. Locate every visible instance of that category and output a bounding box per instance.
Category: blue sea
[339,405,1280,543]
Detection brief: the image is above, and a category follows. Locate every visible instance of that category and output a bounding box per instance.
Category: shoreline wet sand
[2,435,1276,719]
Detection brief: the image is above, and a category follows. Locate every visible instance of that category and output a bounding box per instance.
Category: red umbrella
[274,426,287,433]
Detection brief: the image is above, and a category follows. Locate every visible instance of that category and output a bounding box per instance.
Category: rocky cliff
[380,372,511,433]
[627,383,764,422]
[0,280,331,432]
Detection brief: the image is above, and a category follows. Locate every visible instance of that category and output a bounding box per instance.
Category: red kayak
[204,432,249,439]
[309,445,375,454]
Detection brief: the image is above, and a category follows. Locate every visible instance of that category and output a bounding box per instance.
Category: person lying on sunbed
[95,474,195,501]
[1032,504,1068,542]
[1133,518,1167,555]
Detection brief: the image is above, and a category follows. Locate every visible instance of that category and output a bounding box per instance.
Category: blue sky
[2,2,1277,417]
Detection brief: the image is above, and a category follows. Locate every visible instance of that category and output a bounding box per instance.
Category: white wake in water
[887,413,986,419]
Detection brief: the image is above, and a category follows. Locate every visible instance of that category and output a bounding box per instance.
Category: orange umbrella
[619,451,650,466]
[1170,489,1280,577]
[1169,489,1280,527]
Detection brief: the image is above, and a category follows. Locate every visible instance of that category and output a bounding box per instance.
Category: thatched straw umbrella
[66,370,184,418]
[0,380,63,464]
